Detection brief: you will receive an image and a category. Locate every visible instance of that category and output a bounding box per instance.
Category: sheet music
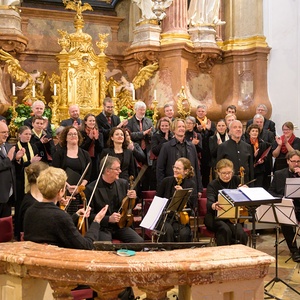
[140,196,169,230]
[239,187,277,201]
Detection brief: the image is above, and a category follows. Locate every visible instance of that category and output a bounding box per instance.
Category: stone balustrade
[0,241,274,300]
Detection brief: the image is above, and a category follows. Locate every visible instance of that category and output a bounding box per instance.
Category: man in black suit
[0,122,24,217]
[269,150,300,262]
[156,118,203,196]
[217,120,254,183]
[60,104,82,128]
[252,114,275,189]
[86,156,143,243]
[126,100,154,189]
[24,100,52,137]
[246,104,276,136]
[96,97,127,146]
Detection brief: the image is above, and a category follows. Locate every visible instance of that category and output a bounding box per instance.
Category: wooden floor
[134,229,300,300]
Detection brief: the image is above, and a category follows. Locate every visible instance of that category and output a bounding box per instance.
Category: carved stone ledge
[0,242,274,300]
[194,50,222,73]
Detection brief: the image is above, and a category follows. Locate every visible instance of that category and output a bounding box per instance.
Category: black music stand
[151,188,192,242]
[218,187,281,248]
[257,199,300,298]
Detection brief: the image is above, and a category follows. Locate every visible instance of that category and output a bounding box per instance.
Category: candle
[32,85,36,98]
[54,84,57,96]
[154,89,157,100]
[132,88,135,100]
[113,86,116,98]
[12,83,16,96]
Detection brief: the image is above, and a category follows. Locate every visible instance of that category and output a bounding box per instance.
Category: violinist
[156,158,197,242]
[204,159,248,246]
[24,167,108,249]
[85,156,144,243]
[52,126,92,215]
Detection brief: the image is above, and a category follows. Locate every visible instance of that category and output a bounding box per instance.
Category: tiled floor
[134,228,300,300]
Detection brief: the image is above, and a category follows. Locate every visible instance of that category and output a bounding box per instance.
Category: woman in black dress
[100,127,136,181]
[156,157,197,242]
[204,158,248,246]
[52,126,92,215]
[80,113,103,181]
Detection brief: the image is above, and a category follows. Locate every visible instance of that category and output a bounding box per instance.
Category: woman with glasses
[156,157,197,242]
[204,158,248,246]
[272,122,300,172]
[80,113,104,181]
[99,127,136,182]
[52,126,91,215]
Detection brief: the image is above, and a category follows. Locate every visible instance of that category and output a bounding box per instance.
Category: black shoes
[292,251,300,263]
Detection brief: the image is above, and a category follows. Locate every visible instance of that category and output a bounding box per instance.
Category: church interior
[1,0,300,299]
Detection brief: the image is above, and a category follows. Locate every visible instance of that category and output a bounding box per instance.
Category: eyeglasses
[0,131,9,135]
[219,171,233,176]
[173,165,183,171]
[289,160,300,164]
[110,167,121,172]
[67,133,78,136]
[105,106,114,109]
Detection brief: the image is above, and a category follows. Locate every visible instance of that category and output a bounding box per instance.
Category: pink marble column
[162,0,188,35]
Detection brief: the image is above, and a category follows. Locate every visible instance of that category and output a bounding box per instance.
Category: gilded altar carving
[49,0,109,126]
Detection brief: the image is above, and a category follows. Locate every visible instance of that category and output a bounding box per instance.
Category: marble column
[161,0,191,45]
[216,0,271,120]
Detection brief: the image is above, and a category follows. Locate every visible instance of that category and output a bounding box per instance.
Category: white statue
[188,0,224,26]
[133,0,173,22]
[0,0,21,5]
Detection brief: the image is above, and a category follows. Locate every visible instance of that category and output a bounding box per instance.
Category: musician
[156,158,197,242]
[205,159,248,246]
[85,156,144,243]
[217,120,254,183]
[52,126,92,215]
[24,167,108,249]
[269,150,300,262]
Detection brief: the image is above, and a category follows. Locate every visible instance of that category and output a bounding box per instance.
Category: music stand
[152,188,192,242]
[257,199,300,298]
[285,178,300,198]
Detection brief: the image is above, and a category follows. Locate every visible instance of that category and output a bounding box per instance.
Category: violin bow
[64,162,91,212]
[78,154,109,230]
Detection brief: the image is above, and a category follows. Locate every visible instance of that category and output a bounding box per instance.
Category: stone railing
[0,242,274,300]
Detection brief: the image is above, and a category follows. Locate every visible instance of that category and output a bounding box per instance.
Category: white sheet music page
[239,187,276,201]
[140,196,169,230]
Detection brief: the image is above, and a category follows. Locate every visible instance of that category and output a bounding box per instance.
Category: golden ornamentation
[220,36,269,51]
[177,86,191,119]
[0,49,46,103]
[132,62,159,90]
[8,95,18,138]
[49,0,109,124]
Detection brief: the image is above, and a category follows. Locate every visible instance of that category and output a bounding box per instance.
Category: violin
[177,174,190,225]
[118,176,135,228]
[230,166,248,223]
[77,185,88,236]
[117,165,148,228]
